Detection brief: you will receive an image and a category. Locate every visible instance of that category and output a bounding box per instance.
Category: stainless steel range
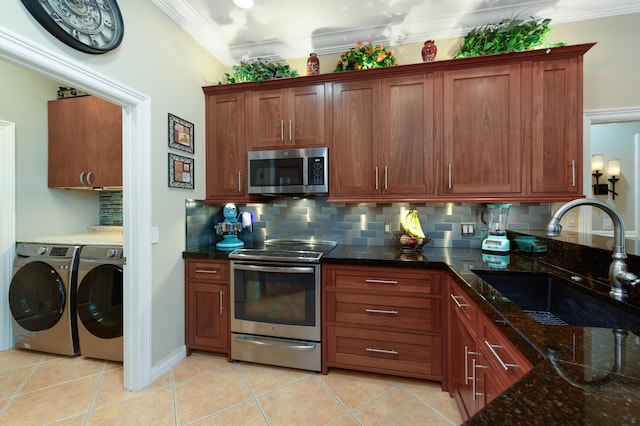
[229,239,336,371]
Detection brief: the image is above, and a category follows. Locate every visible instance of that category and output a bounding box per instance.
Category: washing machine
[9,243,81,356]
[76,245,124,362]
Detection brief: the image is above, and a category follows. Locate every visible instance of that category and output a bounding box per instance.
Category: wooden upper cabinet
[249,84,326,149]
[381,73,437,197]
[330,79,379,198]
[530,57,582,197]
[205,92,250,201]
[443,64,522,196]
[48,96,122,189]
[330,74,436,201]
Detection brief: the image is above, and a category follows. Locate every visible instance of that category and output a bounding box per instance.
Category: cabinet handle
[375,167,379,191]
[220,290,224,314]
[289,119,292,142]
[384,166,388,190]
[79,171,86,185]
[280,119,284,141]
[485,340,519,371]
[86,171,93,186]
[450,293,469,308]
[472,359,489,400]
[366,347,398,355]
[365,279,398,285]
[238,171,242,192]
[195,269,218,274]
[365,308,398,315]
[448,164,452,189]
[465,346,470,385]
[571,160,576,187]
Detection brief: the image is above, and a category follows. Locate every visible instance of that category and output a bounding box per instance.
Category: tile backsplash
[186,197,552,251]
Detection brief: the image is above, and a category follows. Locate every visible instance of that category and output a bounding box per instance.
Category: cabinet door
[289,84,326,147]
[186,281,229,353]
[380,74,437,196]
[205,92,248,201]
[331,79,380,198]
[250,88,287,149]
[450,306,478,421]
[530,57,582,196]
[443,64,522,195]
[48,96,122,188]
[249,85,325,149]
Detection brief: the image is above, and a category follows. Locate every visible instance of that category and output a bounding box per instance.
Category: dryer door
[77,265,123,339]
[9,261,66,331]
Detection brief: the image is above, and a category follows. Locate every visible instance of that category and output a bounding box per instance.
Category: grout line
[237,363,270,425]
[0,353,48,416]
[170,365,178,426]
[314,375,363,425]
[398,383,458,425]
[81,360,108,426]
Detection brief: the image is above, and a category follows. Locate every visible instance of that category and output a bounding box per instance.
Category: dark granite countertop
[183,241,640,425]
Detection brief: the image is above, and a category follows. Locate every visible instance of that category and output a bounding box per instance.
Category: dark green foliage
[219,59,299,84]
[454,17,565,58]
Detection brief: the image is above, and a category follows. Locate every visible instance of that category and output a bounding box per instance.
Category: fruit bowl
[398,233,431,251]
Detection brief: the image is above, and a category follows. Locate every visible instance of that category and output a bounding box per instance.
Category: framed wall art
[168,153,194,189]
[168,113,194,153]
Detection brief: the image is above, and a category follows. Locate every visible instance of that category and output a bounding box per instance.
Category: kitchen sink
[474,271,640,330]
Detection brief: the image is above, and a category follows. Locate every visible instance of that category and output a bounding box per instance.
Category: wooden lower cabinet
[449,278,532,421]
[322,265,444,381]
[185,260,230,355]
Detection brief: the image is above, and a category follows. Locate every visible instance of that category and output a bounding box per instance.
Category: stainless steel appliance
[9,243,81,356]
[76,245,124,362]
[247,147,328,196]
[229,239,335,371]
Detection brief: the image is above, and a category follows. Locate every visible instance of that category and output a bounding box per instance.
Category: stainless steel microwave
[247,148,329,196]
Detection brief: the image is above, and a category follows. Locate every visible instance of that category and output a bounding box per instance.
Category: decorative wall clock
[21,0,124,54]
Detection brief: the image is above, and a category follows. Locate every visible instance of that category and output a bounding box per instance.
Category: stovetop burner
[229,239,336,263]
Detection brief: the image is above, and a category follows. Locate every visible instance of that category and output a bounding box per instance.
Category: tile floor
[0,349,462,425]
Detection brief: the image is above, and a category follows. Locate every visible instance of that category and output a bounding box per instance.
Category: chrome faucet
[546,198,640,301]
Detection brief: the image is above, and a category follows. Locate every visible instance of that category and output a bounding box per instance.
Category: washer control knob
[36,246,47,255]
[107,248,119,258]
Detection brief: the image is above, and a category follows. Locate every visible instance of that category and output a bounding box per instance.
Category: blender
[215,203,245,251]
[482,203,511,252]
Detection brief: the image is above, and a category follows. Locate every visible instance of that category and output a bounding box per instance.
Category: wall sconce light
[592,154,608,195]
[607,159,620,200]
[592,154,621,200]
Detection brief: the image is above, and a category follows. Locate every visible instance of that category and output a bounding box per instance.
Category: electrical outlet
[461,223,476,236]
[384,222,391,234]
[603,218,613,230]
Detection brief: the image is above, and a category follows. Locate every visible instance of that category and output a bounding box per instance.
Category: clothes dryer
[10,243,80,356]
[76,245,124,362]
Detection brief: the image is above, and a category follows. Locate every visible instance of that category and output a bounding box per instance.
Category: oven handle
[232,264,316,274]
[233,334,317,351]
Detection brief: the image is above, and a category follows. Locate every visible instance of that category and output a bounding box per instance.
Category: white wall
[0,60,100,238]
[0,0,225,365]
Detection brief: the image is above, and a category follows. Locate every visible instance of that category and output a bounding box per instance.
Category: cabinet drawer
[327,265,441,295]
[326,326,442,377]
[187,260,229,282]
[327,292,440,333]
[481,320,532,385]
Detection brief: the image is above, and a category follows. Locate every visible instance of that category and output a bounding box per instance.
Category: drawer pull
[450,294,469,308]
[195,269,218,274]
[485,340,519,371]
[366,347,398,355]
[365,308,398,315]
[365,279,398,285]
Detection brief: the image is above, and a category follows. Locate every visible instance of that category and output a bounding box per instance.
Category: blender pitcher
[482,203,511,252]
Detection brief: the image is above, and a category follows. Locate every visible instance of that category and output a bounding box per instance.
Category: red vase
[306,53,319,76]
[421,40,437,62]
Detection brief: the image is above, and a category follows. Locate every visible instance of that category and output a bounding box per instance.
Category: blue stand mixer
[215,203,245,251]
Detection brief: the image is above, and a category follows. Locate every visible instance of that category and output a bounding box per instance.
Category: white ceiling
[153,0,640,66]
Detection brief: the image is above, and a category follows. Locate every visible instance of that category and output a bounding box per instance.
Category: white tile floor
[0,349,462,425]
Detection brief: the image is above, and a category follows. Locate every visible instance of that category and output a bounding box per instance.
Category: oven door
[230,261,320,342]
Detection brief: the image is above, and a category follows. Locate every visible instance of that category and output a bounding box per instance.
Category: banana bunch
[401,209,425,239]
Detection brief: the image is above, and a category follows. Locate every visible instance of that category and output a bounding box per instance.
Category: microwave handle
[238,171,242,192]
[233,263,316,274]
